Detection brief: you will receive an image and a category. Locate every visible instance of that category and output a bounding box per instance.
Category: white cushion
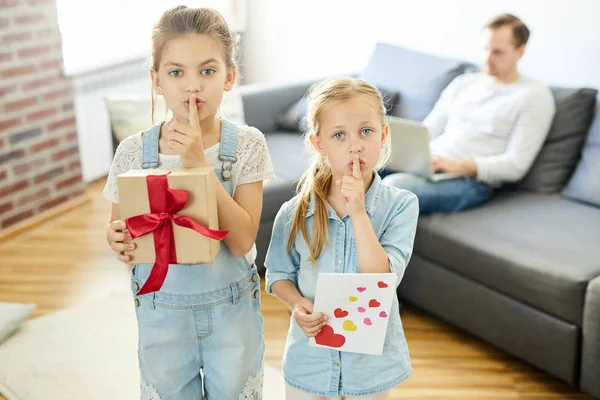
[0,302,36,344]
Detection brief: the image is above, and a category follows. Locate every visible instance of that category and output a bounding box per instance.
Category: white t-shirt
[424,72,556,186]
[103,123,276,265]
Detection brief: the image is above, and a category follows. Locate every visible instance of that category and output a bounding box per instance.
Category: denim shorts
[131,265,265,399]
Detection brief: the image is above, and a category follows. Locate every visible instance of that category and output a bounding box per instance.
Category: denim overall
[131,119,264,400]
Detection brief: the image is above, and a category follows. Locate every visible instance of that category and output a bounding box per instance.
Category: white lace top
[103,124,275,204]
[103,123,275,266]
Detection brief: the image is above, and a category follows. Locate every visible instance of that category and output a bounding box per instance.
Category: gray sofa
[239,43,600,398]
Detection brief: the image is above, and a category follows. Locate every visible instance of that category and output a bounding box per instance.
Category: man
[383,14,556,213]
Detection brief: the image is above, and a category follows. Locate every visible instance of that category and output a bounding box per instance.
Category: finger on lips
[353,154,361,179]
[189,94,200,128]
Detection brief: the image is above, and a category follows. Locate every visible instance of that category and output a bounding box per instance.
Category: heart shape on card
[363,318,373,326]
[334,308,349,318]
[357,307,366,313]
[369,299,381,308]
[315,325,346,348]
[357,287,366,292]
[379,311,388,318]
[377,281,388,288]
[349,296,358,302]
[343,320,358,332]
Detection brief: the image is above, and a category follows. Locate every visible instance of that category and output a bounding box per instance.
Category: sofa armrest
[237,79,317,133]
[581,274,600,398]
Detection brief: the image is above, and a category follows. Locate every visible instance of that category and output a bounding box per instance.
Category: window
[56,0,246,76]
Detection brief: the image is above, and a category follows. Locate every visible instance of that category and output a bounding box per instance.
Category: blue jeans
[131,267,264,400]
[382,173,493,214]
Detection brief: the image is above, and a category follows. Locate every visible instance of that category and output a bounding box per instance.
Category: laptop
[385,116,462,181]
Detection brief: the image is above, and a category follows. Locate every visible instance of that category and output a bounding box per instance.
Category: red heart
[377,281,388,288]
[369,299,381,307]
[315,325,346,348]
[334,308,349,318]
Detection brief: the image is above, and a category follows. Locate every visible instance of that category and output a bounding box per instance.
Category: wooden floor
[0,180,593,399]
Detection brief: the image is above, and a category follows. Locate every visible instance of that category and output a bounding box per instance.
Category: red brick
[27,107,58,122]
[0,64,36,79]
[68,160,80,170]
[0,52,12,63]
[0,180,29,199]
[18,45,50,59]
[56,173,82,190]
[19,187,50,205]
[15,13,46,25]
[0,171,7,181]
[69,188,85,199]
[2,209,35,228]
[0,85,17,98]
[31,137,60,153]
[40,59,63,69]
[51,145,78,162]
[33,166,63,184]
[65,131,78,141]
[0,0,20,9]
[22,76,55,91]
[0,117,21,131]
[1,31,32,44]
[13,158,45,176]
[39,194,69,213]
[48,116,75,132]
[4,96,38,112]
[0,139,3,149]
[0,201,13,215]
[43,88,71,102]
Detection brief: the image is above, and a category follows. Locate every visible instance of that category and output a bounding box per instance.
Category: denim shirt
[265,172,419,397]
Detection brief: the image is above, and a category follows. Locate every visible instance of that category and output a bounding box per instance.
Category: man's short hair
[485,13,530,48]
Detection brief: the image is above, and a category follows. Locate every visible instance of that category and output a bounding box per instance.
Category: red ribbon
[126,174,228,295]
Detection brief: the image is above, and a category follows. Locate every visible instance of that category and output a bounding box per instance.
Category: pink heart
[379,311,388,318]
[357,287,366,293]
[363,318,372,326]
[357,307,366,313]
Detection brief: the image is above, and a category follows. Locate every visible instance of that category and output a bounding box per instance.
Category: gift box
[117,168,227,294]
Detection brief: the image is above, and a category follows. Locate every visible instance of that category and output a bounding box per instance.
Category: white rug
[0,291,285,400]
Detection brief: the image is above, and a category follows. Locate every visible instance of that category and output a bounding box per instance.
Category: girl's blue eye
[168,70,182,77]
[202,69,216,75]
[333,132,345,140]
[361,128,373,136]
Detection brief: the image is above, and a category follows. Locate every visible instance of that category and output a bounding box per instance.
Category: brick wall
[0,0,85,230]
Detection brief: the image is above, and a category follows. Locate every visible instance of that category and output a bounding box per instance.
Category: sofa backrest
[360,42,477,121]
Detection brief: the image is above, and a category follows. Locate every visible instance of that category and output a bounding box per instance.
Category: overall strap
[141,122,163,169]
[218,119,238,181]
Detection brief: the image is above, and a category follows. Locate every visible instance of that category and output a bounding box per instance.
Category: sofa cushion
[262,132,312,221]
[563,107,600,207]
[275,87,399,133]
[516,88,597,193]
[414,191,600,325]
[360,42,476,121]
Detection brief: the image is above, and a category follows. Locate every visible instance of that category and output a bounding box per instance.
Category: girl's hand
[106,220,135,264]
[167,94,209,168]
[293,298,329,337]
[336,154,366,217]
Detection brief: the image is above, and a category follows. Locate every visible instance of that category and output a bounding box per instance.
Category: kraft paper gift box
[117,167,225,265]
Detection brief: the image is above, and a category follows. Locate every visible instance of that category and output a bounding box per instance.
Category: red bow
[126,174,228,295]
